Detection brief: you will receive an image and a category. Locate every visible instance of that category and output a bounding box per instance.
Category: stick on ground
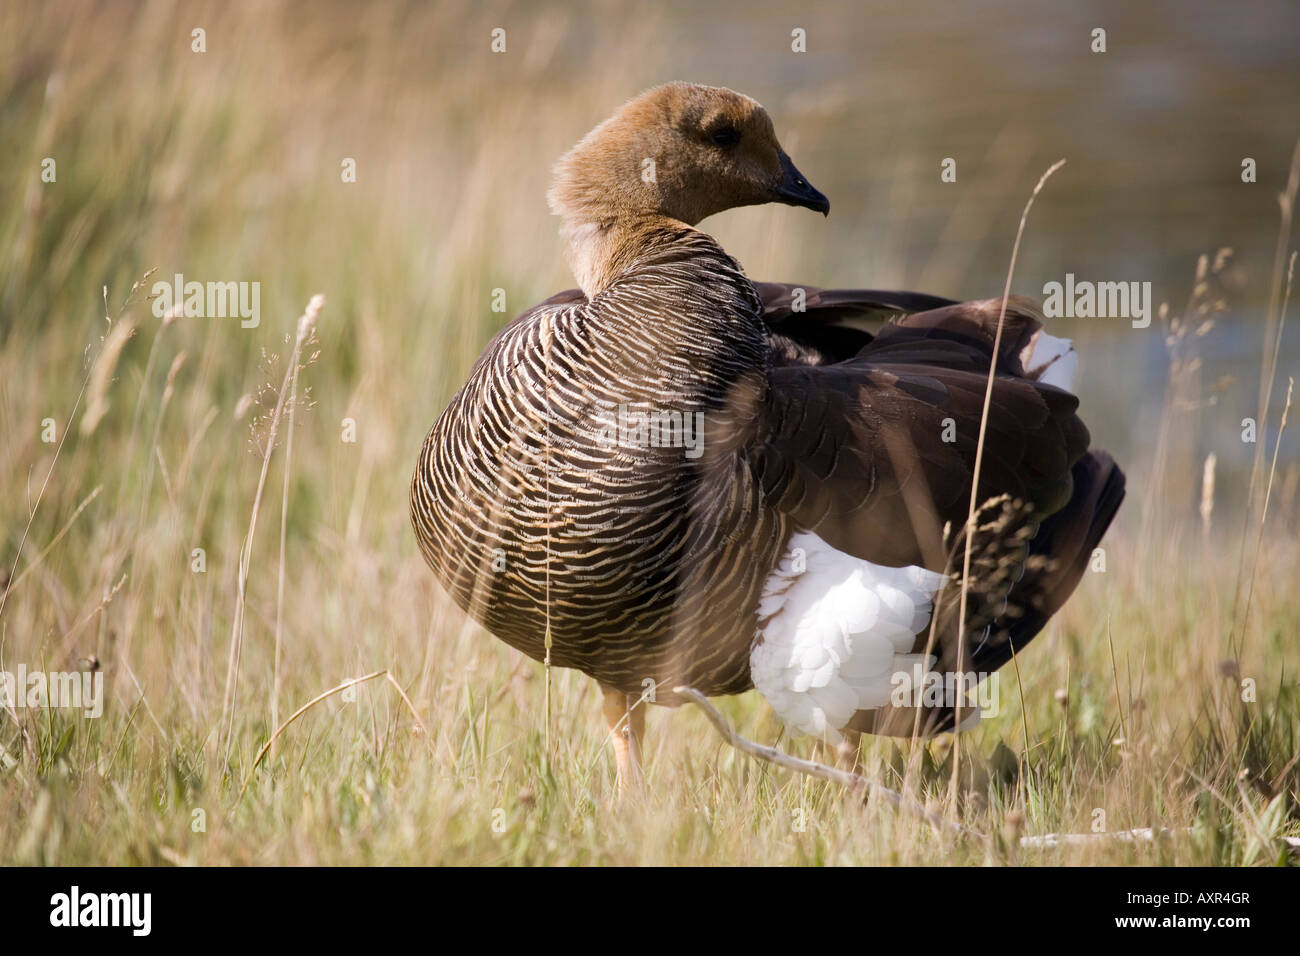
[674,686,1300,854]
[674,685,974,837]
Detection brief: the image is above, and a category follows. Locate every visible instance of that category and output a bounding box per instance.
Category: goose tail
[850,449,1126,737]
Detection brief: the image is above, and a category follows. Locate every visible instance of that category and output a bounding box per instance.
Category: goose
[410,82,1125,788]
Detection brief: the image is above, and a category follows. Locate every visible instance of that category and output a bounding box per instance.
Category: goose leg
[600,683,644,794]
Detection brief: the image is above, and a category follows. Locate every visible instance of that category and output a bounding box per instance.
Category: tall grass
[1,0,1297,864]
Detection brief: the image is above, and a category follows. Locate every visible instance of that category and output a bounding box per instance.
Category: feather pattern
[751,530,945,741]
[412,82,1124,736]
[411,218,1122,735]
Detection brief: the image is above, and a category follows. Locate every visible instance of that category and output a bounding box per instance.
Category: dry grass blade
[1231,138,1299,646]
[1250,141,1300,502]
[1108,619,1129,749]
[240,668,427,799]
[5,485,101,594]
[79,317,137,437]
[219,294,325,760]
[952,159,1066,793]
[0,287,137,759]
[1241,377,1294,639]
[272,309,310,737]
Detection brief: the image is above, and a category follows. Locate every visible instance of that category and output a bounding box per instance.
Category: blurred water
[642,0,1300,476]
[1083,315,1296,470]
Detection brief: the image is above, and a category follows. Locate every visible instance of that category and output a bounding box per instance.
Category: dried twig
[1019,827,1185,849]
[675,687,1300,855]
[674,685,975,837]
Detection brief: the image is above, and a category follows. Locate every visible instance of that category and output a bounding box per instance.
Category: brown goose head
[548,82,829,232]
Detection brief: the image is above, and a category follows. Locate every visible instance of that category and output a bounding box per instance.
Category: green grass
[2,0,1298,865]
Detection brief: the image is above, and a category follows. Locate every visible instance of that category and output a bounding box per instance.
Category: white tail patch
[1021,330,1077,392]
[750,531,946,742]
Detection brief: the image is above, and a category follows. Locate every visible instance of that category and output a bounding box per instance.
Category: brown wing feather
[539,282,961,366]
[729,294,1120,736]
[741,298,1089,571]
[753,282,956,328]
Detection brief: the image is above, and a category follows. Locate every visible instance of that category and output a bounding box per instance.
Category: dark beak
[773,151,830,216]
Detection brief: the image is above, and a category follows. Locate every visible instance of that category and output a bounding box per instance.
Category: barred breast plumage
[411,226,786,700]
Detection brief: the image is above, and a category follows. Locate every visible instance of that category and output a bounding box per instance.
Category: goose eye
[710,127,741,148]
